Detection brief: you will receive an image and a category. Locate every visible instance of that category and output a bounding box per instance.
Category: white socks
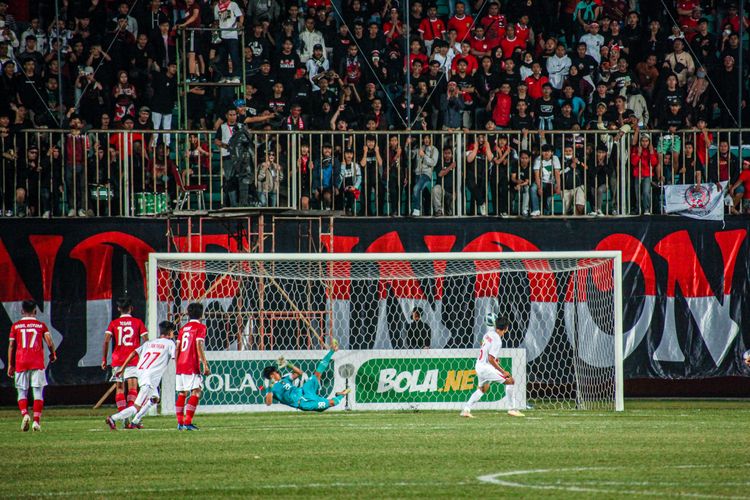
[506,385,515,410]
[464,389,484,412]
[132,400,154,425]
[112,406,137,422]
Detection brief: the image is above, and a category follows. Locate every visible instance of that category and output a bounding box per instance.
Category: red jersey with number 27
[176,320,207,375]
[10,317,50,372]
[106,315,148,367]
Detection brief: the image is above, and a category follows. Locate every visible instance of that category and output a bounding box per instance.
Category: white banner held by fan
[663,182,728,221]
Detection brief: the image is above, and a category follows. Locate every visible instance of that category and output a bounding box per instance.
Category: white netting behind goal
[152,253,621,412]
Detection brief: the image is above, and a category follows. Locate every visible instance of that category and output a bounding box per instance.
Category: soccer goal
[148,252,623,413]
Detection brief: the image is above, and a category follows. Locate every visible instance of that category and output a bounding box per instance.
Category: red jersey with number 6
[176,320,207,375]
[106,314,148,367]
[10,317,50,372]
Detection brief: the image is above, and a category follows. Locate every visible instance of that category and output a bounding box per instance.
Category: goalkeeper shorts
[298,395,331,412]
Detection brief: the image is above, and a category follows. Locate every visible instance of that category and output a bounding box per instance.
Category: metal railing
[1,128,747,218]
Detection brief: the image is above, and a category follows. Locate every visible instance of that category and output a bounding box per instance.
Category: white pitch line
[28,479,473,497]
[477,465,750,499]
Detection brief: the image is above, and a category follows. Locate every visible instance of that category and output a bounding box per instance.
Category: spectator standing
[338,149,362,215]
[433,145,456,216]
[629,129,658,215]
[256,150,284,207]
[214,0,244,83]
[532,143,561,216]
[150,62,178,148]
[62,114,90,217]
[407,134,438,216]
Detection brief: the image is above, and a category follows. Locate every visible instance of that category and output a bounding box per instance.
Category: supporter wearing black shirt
[499,59,521,88]
[274,39,301,87]
[533,84,558,130]
[570,42,598,79]
[249,60,276,100]
[621,11,643,55]
[247,23,272,60]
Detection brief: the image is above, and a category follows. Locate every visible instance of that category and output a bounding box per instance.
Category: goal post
[148,251,624,414]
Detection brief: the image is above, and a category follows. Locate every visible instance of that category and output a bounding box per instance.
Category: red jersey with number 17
[9,317,50,372]
[106,314,148,367]
[176,320,207,375]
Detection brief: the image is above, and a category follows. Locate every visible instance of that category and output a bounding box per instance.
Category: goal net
[149,252,623,413]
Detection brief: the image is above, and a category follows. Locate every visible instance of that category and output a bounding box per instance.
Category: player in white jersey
[106,321,177,430]
[460,314,524,418]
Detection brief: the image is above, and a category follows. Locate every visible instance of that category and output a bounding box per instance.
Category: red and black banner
[0,216,749,387]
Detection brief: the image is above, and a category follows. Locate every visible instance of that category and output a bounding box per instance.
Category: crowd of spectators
[0,0,748,217]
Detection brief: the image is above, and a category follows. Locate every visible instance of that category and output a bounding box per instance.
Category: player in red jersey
[101,297,148,418]
[7,300,57,432]
[175,303,210,431]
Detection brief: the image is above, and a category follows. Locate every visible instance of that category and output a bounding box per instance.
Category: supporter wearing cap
[306,43,330,91]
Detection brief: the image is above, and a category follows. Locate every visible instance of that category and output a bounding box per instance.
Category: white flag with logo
[663,182,728,221]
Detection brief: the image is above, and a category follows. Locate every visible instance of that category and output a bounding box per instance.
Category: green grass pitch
[2,400,749,498]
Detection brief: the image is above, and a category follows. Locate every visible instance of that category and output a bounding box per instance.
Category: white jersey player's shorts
[475,364,507,386]
[176,374,203,392]
[15,369,48,390]
[112,366,138,381]
[135,383,161,406]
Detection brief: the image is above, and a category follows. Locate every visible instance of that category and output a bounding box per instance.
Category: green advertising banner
[201,358,334,406]
[162,349,525,413]
[353,356,512,403]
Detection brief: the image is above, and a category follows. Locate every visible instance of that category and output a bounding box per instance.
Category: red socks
[176,393,186,425]
[127,389,138,407]
[33,400,43,423]
[115,391,126,411]
[184,395,199,425]
[18,398,28,416]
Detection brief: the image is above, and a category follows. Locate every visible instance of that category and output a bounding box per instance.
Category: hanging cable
[75,0,142,110]
[328,0,409,128]
[658,0,739,126]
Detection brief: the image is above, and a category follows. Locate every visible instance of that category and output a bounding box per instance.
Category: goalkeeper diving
[262,340,350,411]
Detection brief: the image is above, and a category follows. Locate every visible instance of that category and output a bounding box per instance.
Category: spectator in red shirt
[515,15,533,45]
[451,42,479,75]
[729,159,750,214]
[447,1,474,42]
[480,2,507,43]
[383,7,405,44]
[721,3,749,34]
[693,117,713,170]
[524,61,549,100]
[418,5,446,54]
[470,25,496,59]
[499,25,526,62]
[489,81,513,128]
[629,129,659,214]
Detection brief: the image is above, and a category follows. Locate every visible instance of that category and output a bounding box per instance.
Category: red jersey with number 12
[10,317,50,372]
[106,314,148,367]
[176,320,207,375]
